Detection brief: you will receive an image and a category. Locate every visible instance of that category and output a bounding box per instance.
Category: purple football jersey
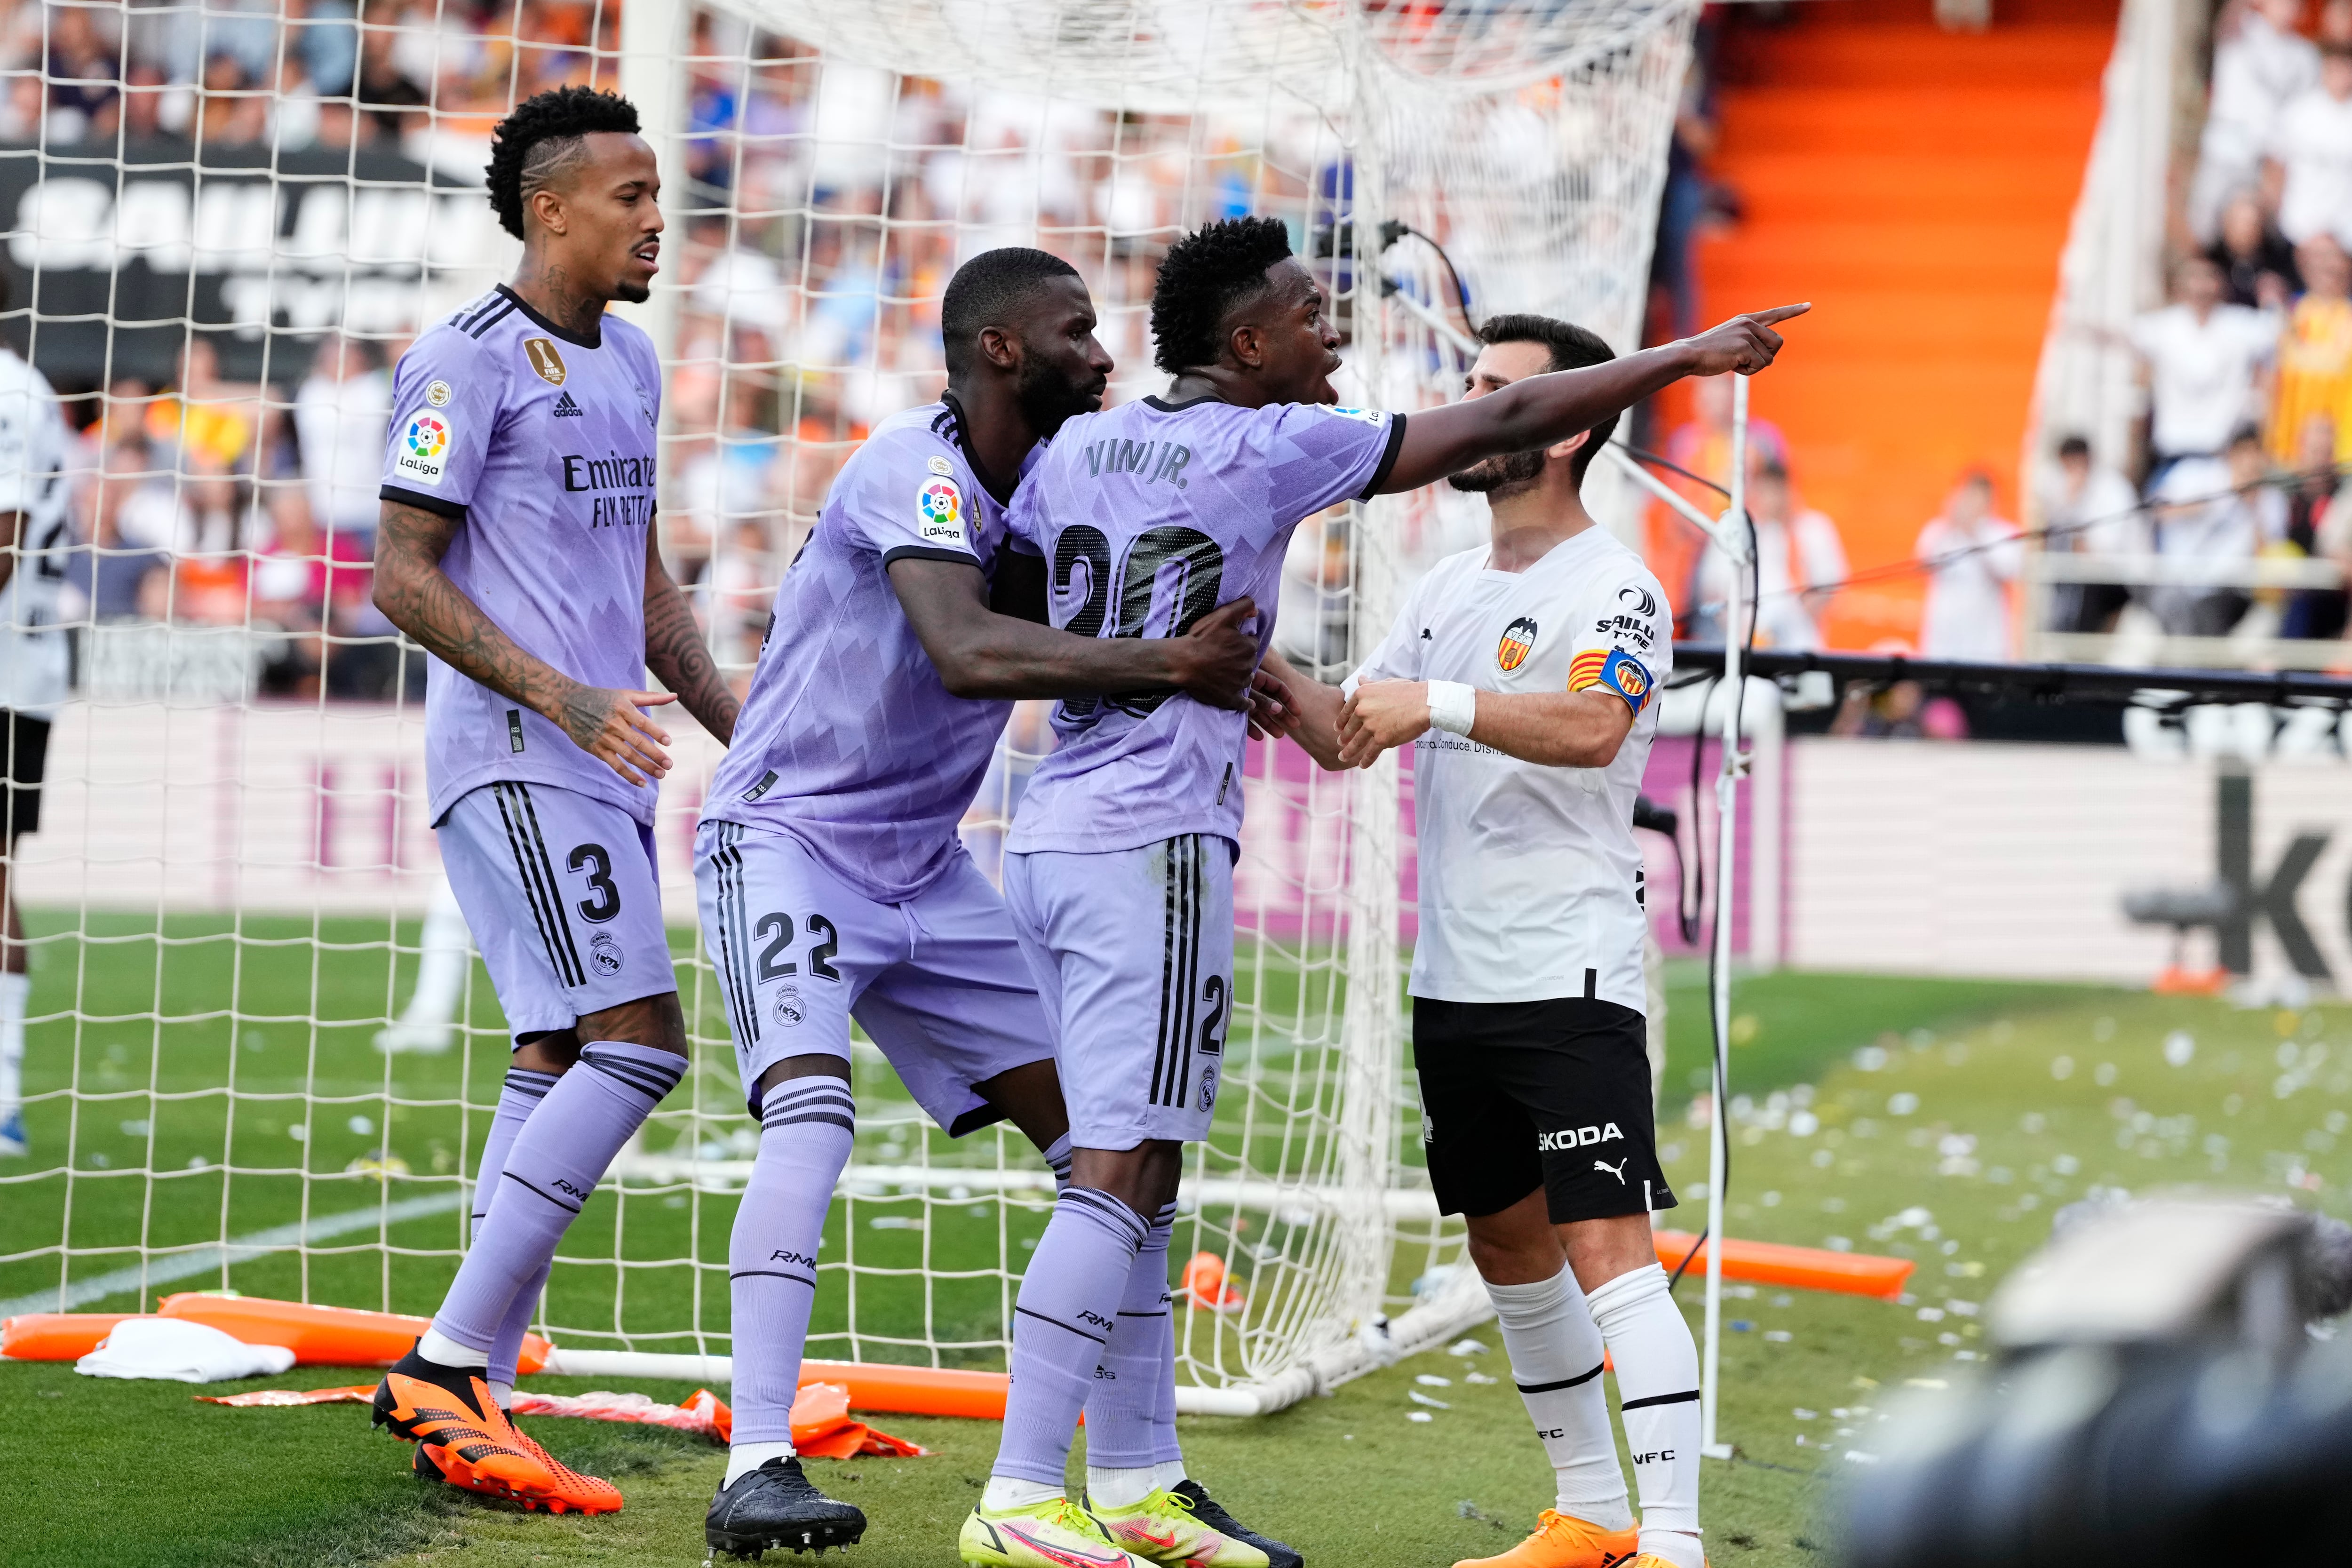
[381,287,664,826]
[702,398,1026,903]
[1004,395,1404,855]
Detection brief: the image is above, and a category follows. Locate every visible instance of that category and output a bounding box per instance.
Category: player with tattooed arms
[365,86,733,1515]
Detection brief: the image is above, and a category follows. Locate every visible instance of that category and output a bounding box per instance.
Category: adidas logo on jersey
[552,391,585,418]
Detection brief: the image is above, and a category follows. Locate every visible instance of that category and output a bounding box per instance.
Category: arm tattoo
[642,549,739,744]
[373,499,581,728]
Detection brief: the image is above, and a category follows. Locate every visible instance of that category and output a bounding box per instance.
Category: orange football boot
[1453,1510,1640,1568]
[372,1345,620,1515]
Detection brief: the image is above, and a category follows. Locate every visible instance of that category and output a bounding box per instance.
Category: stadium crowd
[0,1,1320,699]
[2037,0,2352,648]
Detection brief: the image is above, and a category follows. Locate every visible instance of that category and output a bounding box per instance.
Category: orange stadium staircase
[1692,0,2118,648]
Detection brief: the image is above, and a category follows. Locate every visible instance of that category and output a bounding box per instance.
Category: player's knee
[512,1029,581,1072]
[579,990,689,1059]
[1464,1208,1567,1285]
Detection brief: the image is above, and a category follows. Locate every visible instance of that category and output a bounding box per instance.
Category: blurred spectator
[2143,450,2259,637]
[2130,255,2275,480]
[292,333,391,555]
[1915,470,2024,661]
[75,436,187,620]
[2268,236,2352,464]
[2197,0,2319,239]
[195,53,265,148]
[2267,42,2352,252]
[2035,433,2145,633]
[1829,679,1927,739]
[2209,189,2301,308]
[293,0,359,99]
[44,2,121,142]
[1692,455,1846,649]
[355,22,427,146]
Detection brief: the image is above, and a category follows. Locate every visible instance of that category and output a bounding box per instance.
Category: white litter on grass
[1465,1372,1499,1385]
[1415,1374,1453,1387]
[1409,1391,1451,1409]
[1764,1330,1793,1343]
[1793,1408,1818,1420]
[2165,1032,2195,1067]
[1447,1338,1490,1357]
[76,1318,294,1383]
[868,1216,924,1231]
[1408,1411,1435,1423]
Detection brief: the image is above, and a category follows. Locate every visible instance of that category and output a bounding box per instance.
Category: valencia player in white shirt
[1270,314,1710,1568]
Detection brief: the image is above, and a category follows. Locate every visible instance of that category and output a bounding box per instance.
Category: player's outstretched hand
[1681,302,1810,377]
[1337,679,1435,768]
[558,685,677,786]
[1171,597,1264,711]
[1247,667,1298,741]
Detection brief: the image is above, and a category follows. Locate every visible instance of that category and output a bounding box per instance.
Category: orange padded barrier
[799,1359,1009,1419]
[1652,1230,1913,1299]
[0,1311,144,1361]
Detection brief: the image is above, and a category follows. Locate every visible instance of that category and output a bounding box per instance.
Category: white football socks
[1087,1466,1158,1509]
[1585,1263,1702,1568]
[0,970,27,1115]
[726,1440,796,1486]
[1485,1263,1633,1532]
[418,1326,491,1370]
[983,1476,1064,1511]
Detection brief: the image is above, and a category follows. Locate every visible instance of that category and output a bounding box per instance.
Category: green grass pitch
[5,913,2351,1567]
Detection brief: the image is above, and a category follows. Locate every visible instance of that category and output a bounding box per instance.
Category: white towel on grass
[75,1317,295,1383]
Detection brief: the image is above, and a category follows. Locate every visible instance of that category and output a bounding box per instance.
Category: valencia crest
[1496,616,1538,672]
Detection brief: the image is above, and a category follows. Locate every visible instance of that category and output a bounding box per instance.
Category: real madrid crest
[1496,616,1538,672]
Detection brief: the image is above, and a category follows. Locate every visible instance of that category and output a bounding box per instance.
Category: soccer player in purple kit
[965,216,1804,1566]
[693,247,1288,1566]
[364,87,738,1515]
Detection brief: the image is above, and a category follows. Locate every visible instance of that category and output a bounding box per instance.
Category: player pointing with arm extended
[365,86,736,1516]
[970,219,1798,1568]
[1270,315,1713,1568]
[691,247,1285,1565]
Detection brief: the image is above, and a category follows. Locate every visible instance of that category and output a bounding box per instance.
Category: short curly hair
[485,86,642,241]
[1150,216,1295,376]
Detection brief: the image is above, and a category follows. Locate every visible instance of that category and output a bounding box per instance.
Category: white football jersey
[1347,526,1670,1009]
[0,348,72,716]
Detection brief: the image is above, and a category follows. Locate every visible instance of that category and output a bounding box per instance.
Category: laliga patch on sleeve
[393,410,452,486]
[1328,406,1386,426]
[916,477,968,549]
[1570,646,1654,716]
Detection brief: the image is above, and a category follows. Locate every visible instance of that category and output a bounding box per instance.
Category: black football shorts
[1,711,49,845]
[1413,995,1676,1225]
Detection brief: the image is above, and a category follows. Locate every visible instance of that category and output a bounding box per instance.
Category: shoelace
[1052,1498,1115,1542]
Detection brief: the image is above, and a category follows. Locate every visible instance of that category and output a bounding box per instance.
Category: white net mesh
[0,0,1688,1408]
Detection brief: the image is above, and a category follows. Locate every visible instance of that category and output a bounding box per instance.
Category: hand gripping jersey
[0,348,73,717]
[1005,395,1404,855]
[379,287,664,827]
[702,398,1026,904]
[1347,526,1671,1010]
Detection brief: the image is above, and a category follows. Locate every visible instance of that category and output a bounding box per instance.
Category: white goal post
[0,0,1704,1421]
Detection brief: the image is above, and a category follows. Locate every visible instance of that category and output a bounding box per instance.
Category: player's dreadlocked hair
[485,86,641,241]
[1478,313,1618,483]
[940,248,1081,377]
[1150,216,1295,376]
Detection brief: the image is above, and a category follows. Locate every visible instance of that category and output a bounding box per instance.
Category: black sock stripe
[1014,1304,1108,1346]
[512,785,587,985]
[1620,1388,1702,1411]
[500,1169,583,1213]
[493,784,574,988]
[1058,1187,1149,1244]
[762,1093,857,1120]
[580,1054,682,1102]
[762,1110,856,1133]
[729,1268,818,1289]
[1115,1309,1172,1318]
[1517,1362,1607,1394]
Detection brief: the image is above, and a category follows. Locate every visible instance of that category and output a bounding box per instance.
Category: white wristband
[1427,680,1478,736]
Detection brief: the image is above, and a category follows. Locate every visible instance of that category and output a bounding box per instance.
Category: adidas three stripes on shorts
[436,780,676,1040]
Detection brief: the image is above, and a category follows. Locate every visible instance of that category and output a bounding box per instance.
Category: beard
[611,279,652,305]
[1446,446,1546,497]
[1015,354,1105,438]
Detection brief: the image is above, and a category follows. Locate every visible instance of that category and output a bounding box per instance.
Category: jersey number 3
[1051,524,1225,721]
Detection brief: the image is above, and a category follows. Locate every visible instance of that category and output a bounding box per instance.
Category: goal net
[0,0,1690,1413]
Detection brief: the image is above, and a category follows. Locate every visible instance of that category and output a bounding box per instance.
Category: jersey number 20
[1050,524,1225,722]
